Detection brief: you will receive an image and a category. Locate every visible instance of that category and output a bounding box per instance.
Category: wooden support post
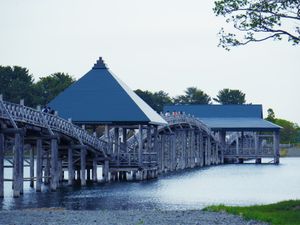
[105,125,111,154]
[160,134,165,172]
[13,133,21,197]
[0,133,4,197]
[57,160,62,184]
[171,134,176,171]
[254,132,260,164]
[50,138,59,191]
[236,133,239,163]
[80,147,86,186]
[103,160,109,182]
[87,168,91,181]
[274,130,280,164]
[20,135,24,195]
[68,147,74,185]
[147,126,151,167]
[122,128,128,165]
[30,147,34,188]
[219,131,226,164]
[44,150,50,185]
[191,131,195,168]
[182,131,187,169]
[36,138,42,192]
[199,132,204,167]
[153,126,158,169]
[138,125,143,167]
[92,158,97,182]
[114,128,119,154]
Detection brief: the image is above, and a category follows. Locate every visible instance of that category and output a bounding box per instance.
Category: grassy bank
[204,200,300,225]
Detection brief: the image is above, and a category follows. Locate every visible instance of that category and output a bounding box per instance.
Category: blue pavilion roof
[164,104,281,131]
[49,57,167,125]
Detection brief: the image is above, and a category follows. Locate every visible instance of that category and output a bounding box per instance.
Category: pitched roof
[49,57,167,125]
[164,104,280,131]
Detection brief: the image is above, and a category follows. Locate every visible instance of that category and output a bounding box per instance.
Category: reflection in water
[1,158,300,210]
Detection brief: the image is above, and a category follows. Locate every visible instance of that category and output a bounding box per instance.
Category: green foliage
[214,88,246,104]
[0,65,75,107]
[134,89,173,112]
[174,87,211,104]
[213,0,300,50]
[33,73,75,106]
[275,118,299,144]
[0,66,35,106]
[265,108,299,144]
[204,200,300,225]
[266,108,276,123]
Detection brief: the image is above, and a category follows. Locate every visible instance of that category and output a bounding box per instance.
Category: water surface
[1,158,299,210]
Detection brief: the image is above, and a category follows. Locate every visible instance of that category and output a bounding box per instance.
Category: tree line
[135,87,246,112]
[0,65,75,107]
[0,65,299,144]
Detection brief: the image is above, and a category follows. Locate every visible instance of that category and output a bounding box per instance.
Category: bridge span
[0,57,280,198]
[0,98,280,198]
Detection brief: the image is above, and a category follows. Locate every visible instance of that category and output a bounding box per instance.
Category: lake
[1,158,299,210]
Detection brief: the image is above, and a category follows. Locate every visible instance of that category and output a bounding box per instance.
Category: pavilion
[164,104,281,163]
[49,57,167,180]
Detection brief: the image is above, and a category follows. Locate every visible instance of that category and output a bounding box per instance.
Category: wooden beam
[68,147,74,186]
[80,147,86,186]
[29,147,34,188]
[0,133,4,197]
[36,138,42,192]
[50,138,58,191]
[13,133,21,197]
[138,125,143,167]
[92,158,97,182]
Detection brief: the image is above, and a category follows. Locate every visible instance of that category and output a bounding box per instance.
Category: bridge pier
[103,160,109,182]
[29,147,34,188]
[274,131,280,164]
[68,147,74,185]
[80,147,86,186]
[50,138,59,191]
[13,133,23,197]
[92,158,98,182]
[0,133,4,197]
[36,138,43,191]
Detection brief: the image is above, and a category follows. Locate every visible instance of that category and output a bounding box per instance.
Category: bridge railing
[0,100,108,155]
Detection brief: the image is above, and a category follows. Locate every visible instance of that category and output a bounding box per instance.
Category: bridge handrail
[126,114,219,150]
[0,100,108,156]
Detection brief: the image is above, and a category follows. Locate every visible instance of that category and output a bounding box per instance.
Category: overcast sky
[1,0,299,124]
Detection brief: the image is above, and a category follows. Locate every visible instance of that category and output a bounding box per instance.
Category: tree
[152,91,173,112]
[265,108,299,143]
[214,88,246,104]
[274,118,299,144]
[0,66,35,106]
[213,0,300,50]
[174,87,211,104]
[134,89,173,112]
[266,108,276,123]
[33,73,75,106]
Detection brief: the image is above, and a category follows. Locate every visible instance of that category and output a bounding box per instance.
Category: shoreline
[0,208,267,225]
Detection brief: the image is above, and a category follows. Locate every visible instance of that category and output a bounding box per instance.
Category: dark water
[1,158,300,210]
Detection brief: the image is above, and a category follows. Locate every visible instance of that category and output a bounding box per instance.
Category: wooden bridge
[0,98,280,198]
[0,57,280,198]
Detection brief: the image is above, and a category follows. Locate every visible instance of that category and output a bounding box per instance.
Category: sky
[0,0,299,124]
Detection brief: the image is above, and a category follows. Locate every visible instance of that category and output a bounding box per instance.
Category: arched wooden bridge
[0,98,279,198]
[0,98,222,197]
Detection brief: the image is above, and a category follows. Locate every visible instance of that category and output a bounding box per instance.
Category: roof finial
[93,57,107,69]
